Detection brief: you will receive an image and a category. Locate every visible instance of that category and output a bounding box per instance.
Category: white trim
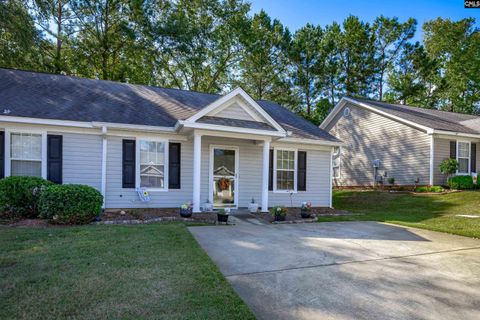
[261,140,270,212]
[179,120,286,137]
[329,147,333,208]
[208,145,239,209]
[5,129,47,179]
[456,140,471,175]
[432,130,480,140]
[135,137,169,192]
[185,87,287,134]
[429,135,434,185]
[273,147,297,193]
[276,137,343,147]
[320,98,433,133]
[101,127,108,208]
[192,133,202,213]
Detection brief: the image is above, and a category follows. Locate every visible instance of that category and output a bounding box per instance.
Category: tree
[146,0,250,93]
[31,0,76,73]
[0,0,49,71]
[237,10,295,106]
[372,16,416,100]
[423,18,480,114]
[319,22,341,110]
[289,24,323,116]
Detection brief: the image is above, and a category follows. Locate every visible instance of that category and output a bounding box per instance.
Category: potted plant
[300,202,312,218]
[387,177,395,189]
[179,202,193,217]
[217,208,229,223]
[270,206,287,221]
[248,197,259,213]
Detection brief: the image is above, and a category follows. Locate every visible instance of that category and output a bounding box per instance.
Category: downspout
[429,134,434,186]
[101,126,108,209]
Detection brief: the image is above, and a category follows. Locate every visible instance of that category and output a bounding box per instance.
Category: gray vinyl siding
[215,103,257,121]
[61,133,102,190]
[325,103,431,186]
[104,136,193,208]
[433,137,480,185]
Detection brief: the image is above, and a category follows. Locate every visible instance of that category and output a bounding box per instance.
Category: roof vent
[3,109,11,114]
[343,107,351,117]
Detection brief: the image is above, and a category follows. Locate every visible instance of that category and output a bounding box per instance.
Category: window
[457,141,470,174]
[332,147,341,178]
[139,140,166,189]
[275,149,296,191]
[10,133,42,177]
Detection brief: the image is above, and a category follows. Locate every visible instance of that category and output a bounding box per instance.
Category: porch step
[229,212,268,225]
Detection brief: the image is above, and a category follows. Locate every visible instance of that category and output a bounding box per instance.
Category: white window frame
[135,137,169,191]
[332,146,341,179]
[273,147,297,193]
[456,140,471,175]
[4,129,47,179]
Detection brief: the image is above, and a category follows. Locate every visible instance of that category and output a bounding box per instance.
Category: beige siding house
[321,97,480,187]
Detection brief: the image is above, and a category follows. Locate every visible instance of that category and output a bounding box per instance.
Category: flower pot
[217,214,229,223]
[179,208,192,218]
[274,215,286,222]
[300,209,311,219]
[248,203,259,213]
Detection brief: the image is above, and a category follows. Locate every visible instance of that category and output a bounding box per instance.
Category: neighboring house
[320,97,480,187]
[0,68,341,212]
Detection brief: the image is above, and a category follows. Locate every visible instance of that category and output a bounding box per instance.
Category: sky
[249,0,480,41]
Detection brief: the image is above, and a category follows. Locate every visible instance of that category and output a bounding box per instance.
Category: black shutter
[168,143,181,189]
[47,135,62,184]
[0,131,4,179]
[122,140,136,188]
[472,143,477,173]
[297,151,307,191]
[450,141,456,159]
[268,149,273,191]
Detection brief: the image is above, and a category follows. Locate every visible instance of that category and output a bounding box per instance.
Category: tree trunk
[55,1,63,73]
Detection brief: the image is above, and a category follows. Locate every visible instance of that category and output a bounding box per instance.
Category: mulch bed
[100,208,217,224]
[2,219,51,228]
[254,207,355,223]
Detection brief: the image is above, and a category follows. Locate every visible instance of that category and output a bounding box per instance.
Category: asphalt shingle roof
[350,97,480,135]
[0,68,339,142]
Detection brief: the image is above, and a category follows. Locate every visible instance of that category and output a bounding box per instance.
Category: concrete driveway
[189,221,480,320]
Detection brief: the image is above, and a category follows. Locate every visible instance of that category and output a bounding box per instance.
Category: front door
[210,146,238,208]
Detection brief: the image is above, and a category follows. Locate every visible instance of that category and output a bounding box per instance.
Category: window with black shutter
[47,135,62,183]
[450,141,456,159]
[0,131,4,179]
[122,140,136,188]
[472,143,477,173]
[168,143,181,189]
[297,151,307,191]
[268,149,273,190]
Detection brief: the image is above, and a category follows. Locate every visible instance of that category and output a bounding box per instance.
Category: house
[320,97,479,187]
[0,68,341,212]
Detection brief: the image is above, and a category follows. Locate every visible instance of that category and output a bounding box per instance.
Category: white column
[101,126,108,209]
[261,139,270,212]
[192,132,202,213]
[429,134,434,186]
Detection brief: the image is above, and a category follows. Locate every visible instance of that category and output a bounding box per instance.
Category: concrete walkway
[189,221,480,320]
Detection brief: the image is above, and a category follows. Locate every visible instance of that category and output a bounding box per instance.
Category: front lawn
[0,223,254,320]
[318,190,480,238]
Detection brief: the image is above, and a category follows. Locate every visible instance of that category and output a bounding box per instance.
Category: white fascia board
[432,130,480,140]
[185,87,287,134]
[320,97,434,133]
[179,120,287,137]
[277,137,344,147]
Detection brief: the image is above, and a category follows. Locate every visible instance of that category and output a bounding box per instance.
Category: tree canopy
[1,0,479,124]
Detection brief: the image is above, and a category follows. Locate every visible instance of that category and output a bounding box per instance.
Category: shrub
[415,186,444,193]
[439,159,458,182]
[0,176,54,219]
[270,206,288,217]
[447,175,474,190]
[387,177,395,185]
[38,184,103,224]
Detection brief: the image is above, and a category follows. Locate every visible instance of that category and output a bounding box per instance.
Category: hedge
[38,184,103,225]
[0,176,54,219]
[447,175,474,190]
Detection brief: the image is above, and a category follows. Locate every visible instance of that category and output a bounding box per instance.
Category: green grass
[0,223,254,320]
[318,190,480,238]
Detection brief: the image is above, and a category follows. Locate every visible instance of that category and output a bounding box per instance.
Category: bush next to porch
[39,184,103,224]
[447,175,474,190]
[0,176,53,219]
